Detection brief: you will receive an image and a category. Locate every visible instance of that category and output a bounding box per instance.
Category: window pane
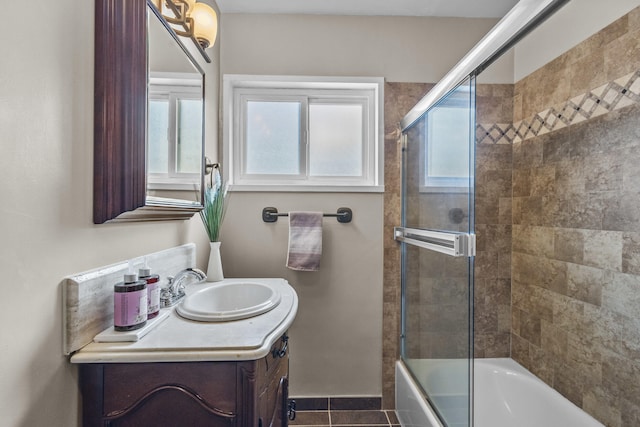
[177,99,202,174]
[309,104,363,177]
[245,101,301,175]
[427,106,470,178]
[148,99,169,174]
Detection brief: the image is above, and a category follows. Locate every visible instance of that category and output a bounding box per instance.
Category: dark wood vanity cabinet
[79,338,289,427]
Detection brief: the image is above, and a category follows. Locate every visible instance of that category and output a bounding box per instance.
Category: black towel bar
[262,207,352,223]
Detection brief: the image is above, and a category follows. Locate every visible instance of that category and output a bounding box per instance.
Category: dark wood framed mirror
[94,0,206,223]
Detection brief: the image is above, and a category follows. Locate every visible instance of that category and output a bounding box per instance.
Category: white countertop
[70,278,298,364]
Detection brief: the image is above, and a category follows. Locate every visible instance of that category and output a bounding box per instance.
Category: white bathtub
[396,358,604,427]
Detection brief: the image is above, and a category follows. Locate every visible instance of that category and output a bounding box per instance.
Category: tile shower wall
[382,82,516,404]
[474,84,514,358]
[383,82,433,408]
[382,7,640,421]
[510,8,640,426]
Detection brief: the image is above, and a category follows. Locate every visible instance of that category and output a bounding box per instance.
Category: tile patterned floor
[290,409,400,426]
[288,397,400,426]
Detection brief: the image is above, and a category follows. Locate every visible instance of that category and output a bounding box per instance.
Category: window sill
[228,184,384,193]
[147,182,201,192]
[418,185,469,194]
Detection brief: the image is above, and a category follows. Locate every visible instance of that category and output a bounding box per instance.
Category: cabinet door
[257,342,289,427]
[80,363,241,427]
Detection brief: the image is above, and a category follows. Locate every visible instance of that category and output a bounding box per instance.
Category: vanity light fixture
[154,0,218,49]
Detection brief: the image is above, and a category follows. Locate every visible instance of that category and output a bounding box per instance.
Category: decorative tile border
[477,70,640,145]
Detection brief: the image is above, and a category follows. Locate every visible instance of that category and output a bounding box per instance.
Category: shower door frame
[393,1,572,427]
[398,77,477,427]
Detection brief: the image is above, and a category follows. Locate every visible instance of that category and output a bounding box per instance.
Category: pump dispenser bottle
[114,271,148,331]
[139,262,160,319]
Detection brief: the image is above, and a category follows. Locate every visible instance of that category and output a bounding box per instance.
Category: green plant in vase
[200,164,227,281]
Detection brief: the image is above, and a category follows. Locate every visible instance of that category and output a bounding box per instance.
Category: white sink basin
[176,281,281,322]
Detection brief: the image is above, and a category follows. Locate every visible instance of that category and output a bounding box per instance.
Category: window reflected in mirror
[147,5,204,199]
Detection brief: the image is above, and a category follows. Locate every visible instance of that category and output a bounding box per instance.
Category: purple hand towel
[286,212,323,271]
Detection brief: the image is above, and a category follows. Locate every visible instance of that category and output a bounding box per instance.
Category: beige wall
[220,14,509,83]
[220,193,384,396]
[0,1,219,426]
[219,13,502,398]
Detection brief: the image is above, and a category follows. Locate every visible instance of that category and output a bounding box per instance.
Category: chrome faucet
[160,268,207,308]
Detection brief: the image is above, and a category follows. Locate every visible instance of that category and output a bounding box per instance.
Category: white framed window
[420,86,472,193]
[147,73,203,191]
[223,75,384,192]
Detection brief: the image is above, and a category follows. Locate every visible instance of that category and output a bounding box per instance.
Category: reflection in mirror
[93,0,206,223]
[146,4,205,209]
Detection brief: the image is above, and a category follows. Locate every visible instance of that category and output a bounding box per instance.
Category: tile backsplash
[62,244,196,355]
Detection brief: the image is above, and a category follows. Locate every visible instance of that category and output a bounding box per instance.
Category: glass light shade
[183,0,196,12]
[191,3,218,48]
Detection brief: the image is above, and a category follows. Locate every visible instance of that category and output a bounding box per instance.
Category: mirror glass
[146,5,205,208]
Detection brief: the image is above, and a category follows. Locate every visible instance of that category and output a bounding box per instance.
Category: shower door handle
[394,227,476,257]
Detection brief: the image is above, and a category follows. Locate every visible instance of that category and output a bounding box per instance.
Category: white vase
[207,241,224,282]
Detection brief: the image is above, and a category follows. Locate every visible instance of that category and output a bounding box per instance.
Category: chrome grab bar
[394,227,476,257]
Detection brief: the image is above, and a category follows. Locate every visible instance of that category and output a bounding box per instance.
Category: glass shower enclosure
[396,77,476,427]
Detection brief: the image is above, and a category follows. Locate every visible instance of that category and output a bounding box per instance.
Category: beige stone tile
[511,332,530,367]
[512,225,554,258]
[622,232,640,275]
[621,398,640,427]
[553,228,585,264]
[601,270,640,319]
[475,196,499,226]
[519,196,544,226]
[519,309,541,347]
[512,91,523,122]
[603,190,640,232]
[630,5,640,30]
[498,197,512,225]
[584,155,624,192]
[570,50,606,96]
[528,344,555,386]
[565,334,603,386]
[540,319,568,359]
[476,140,513,169]
[513,137,544,169]
[552,294,585,332]
[477,169,512,199]
[622,145,640,192]
[583,230,622,271]
[554,159,586,193]
[548,192,605,230]
[602,349,640,407]
[512,196,522,225]
[497,253,511,280]
[512,168,531,197]
[511,307,521,335]
[554,360,585,408]
[583,385,622,427]
[605,27,640,81]
[530,165,556,196]
[586,304,640,361]
[566,263,603,306]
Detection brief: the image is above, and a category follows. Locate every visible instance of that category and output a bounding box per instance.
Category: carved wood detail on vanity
[79,338,290,427]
